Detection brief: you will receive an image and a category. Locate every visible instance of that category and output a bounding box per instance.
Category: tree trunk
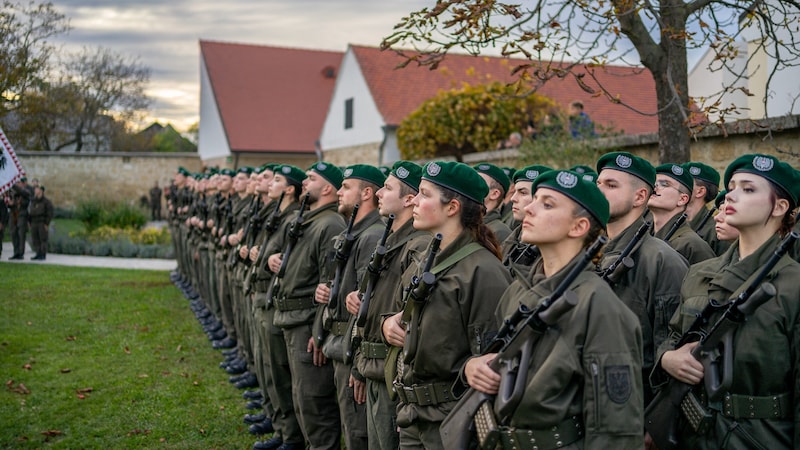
[653,2,691,164]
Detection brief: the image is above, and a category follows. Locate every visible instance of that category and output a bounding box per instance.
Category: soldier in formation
[167,149,800,450]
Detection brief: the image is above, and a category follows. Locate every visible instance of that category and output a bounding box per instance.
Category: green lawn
[0,264,256,449]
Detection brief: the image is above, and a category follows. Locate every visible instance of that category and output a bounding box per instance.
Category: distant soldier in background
[150,181,163,221]
[8,177,33,260]
[29,185,54,260]
[0,192,9,259]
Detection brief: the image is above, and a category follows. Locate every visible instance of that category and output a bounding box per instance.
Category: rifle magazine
[475,401,500,450]
[680,391,712,435]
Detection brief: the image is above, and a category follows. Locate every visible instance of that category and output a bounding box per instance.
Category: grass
[0,264,257,449]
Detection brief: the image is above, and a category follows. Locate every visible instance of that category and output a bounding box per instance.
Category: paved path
[1,241,177,271]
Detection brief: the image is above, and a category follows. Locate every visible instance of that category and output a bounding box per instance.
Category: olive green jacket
[653,234,800,449]
[485,208,512,243]
[273,202,345,328]
[394,230,511,426]
[598,217,688,403]
[500,225,539,279]
[355,219,429,381]
[655,211,715,265]
[495,253,644,449]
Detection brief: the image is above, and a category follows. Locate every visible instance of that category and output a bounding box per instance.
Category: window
[344,98,353,129]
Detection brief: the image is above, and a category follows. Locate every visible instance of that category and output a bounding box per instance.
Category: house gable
[319,48,385,154]
[198,51,230,161]
[198,40,343,161]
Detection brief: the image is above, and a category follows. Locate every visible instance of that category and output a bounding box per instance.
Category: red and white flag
[0,127,26,196]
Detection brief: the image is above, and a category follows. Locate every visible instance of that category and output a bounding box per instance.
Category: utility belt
[721,392,791,420]
[680,390,790,435]
[495,415,584,450]
[274,296,316,312]
[360,340,388,359]
[328,320,349,336]
[392,381,454,406]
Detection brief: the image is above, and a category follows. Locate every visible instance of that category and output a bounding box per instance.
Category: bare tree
[0,1,69,114]
[16,47,151,152]
[382,0,800,163]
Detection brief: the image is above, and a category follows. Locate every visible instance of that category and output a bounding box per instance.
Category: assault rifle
[276,193,309,278]
[229,196,261,267]
[266,193,309,309]
[663,212,688,241]
[239,196,263,266]
[401,234,442,364]
[440,236,608,450]
[264,192,285,236]
[313,204,360,348]
[600,220,651,286]
[644,231,799,450]
[694,205,718,232]
[343,214,395,364]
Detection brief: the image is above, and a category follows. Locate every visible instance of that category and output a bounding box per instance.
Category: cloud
[49,0,430,130]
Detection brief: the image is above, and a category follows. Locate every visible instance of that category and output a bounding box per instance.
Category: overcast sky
[50,0,432,132]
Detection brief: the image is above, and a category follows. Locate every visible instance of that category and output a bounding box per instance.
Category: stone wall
[464,115,800,175]
[323,142,381,167]
[16,152,202,210]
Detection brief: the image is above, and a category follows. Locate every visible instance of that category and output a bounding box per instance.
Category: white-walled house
[689,1,800,122]
[197,40,342,169]
[319,45,659,166]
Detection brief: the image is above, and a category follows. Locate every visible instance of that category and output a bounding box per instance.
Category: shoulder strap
[431,243,483,275]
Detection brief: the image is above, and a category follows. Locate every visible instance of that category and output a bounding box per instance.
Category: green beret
[208,167,220,176]
[724,153,800,206]
[193,173,203,180]
[715,190,727,207]
[219,168,236,177]
[343,164,386,188]
[308,161,343,190]
[502,166,516,179]
[513,164,553,183]
[656,163,694,193]
[390,161,423,191]
[473,162,511,193]
[237,166,254,175]
[177,167,190,176]
[569,164,599,183]
[255,163,277,174]
[684,162,720,186]
[532,169,610,226]
[378,166,391,177]
[274,164,306,186]
[422,161,488,205]
[597,151,656,187]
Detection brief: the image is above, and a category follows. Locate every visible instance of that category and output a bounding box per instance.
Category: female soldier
[382,161,512,449]
[655,154,800,449]
[464,169,644,449]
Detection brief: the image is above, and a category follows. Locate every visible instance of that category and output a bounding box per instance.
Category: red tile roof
[351,45,658,135]
[200,40,343,153]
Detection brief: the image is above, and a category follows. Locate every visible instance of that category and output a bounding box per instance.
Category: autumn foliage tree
[398,81,554,161]
[384,0,800,164]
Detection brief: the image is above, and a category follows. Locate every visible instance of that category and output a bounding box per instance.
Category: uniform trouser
[0,225,5,255]
[217,258,237,340]
[333,359,368,450]
[207,250,221,318]
[10,215,28,256]
[399,418,445,450]
[151,206,161,221]
[235,268,255,367]
[366,376,400,450]
[231,273,249,360]
[30,221,48,256]
[254,300,303,445]
[197,247,210,303]
[283,323,340,450]
[170,223,182,272]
